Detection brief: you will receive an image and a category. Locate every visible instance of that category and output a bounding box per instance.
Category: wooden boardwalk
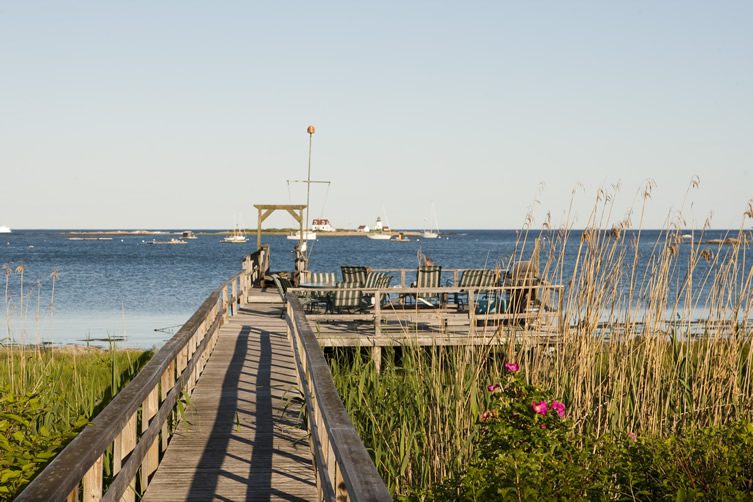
[143,303,317,501]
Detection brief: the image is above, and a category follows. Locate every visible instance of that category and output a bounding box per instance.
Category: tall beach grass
[328,183,753,496]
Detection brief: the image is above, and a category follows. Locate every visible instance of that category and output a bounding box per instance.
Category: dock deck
[143,303,317,501]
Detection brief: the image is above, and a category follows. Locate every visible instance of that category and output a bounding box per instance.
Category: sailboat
[223,225,248,244]
[286,125,328,243]
[367,216,392,240]
[422,204,440,239]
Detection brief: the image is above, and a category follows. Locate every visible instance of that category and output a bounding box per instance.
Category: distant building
[357,225,370,233]
[312,218,335,232]
[374,217,390,232]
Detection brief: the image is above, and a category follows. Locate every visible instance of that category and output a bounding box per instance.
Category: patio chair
[341,266,368,286]
[361,272,393,308]
[300,271,337,309]
[328,281,364,313]
[453,269,497,311]
[271,274,317,318]
[412,265,443,307]
[300,271,337,286]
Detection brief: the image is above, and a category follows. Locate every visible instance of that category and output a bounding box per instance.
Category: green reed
[329,346,507,495]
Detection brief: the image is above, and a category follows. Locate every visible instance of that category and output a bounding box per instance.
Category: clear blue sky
[1,2,751,230]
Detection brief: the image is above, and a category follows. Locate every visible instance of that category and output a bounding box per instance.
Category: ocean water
[0,229,748,347]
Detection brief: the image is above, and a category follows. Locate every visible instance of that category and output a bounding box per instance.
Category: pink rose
[487,383,501,393]
[478,410,497,422]
[532,400,548,415]
[504,362,520,373]
[540,423,547,429]
[550,400,566,418]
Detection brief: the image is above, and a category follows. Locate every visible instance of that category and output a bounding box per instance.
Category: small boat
[394,232,411,242]
[287,230,317,241]
[367,233,392,240]
[181,230,198,240]
[0,226,11,234]
[366,216,391,240]
[422,203,440,238]
[147,238,187,245]
[223,226,248,244]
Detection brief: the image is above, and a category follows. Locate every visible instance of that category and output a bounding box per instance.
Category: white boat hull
[287,231,317,241]
[0,226,11,234]
[422,231,439,239]
[367,233,392,240]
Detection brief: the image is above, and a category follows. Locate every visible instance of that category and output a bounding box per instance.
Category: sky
[0,2,751,230]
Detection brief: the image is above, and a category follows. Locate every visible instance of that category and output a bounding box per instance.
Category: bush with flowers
[421,362,753,501]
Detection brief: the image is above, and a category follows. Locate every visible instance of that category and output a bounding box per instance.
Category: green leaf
[0,469,20,483]
[12,431,25,442]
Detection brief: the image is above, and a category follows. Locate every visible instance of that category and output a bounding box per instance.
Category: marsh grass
[0,263,153,498]
[328,183,753,496]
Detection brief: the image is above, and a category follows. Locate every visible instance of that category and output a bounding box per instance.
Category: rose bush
[420,363,753,501]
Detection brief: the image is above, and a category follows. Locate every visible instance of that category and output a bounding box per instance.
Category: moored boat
[287,230,317,241]
[367,233,392,240]
[146,238,187,245]
[223,226,248,243]
[0,225,11,234]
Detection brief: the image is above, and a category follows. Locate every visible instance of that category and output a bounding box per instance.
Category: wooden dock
[143,303,317,501]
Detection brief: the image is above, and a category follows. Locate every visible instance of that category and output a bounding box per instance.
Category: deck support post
[371,346,382,373]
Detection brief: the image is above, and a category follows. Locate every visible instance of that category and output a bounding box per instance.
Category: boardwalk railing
[293,283,565,336]
[17,247,270,502]
[286,295,393,501]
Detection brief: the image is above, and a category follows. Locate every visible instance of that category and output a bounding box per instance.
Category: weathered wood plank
[142,305,316,501]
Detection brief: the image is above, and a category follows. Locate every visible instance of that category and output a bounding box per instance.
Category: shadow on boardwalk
[143,307,316,501]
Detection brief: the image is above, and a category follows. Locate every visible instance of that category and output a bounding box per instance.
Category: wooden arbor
[253,204,306,249]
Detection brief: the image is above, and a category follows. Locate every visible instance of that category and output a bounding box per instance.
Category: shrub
[422,364,753,501]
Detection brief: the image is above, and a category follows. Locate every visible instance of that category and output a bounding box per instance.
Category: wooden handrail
[18,249,267,501]
[286,295,392,501]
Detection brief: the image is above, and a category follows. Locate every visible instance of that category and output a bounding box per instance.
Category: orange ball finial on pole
[307,125,316,135]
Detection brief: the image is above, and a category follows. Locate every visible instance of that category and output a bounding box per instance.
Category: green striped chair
[454,269,497,311]
[329,281,364,313]
[362,272,393,307]
[341,266,368,286]
[415,266,443,307]
[301,271,337,286]
[300,271,337,309]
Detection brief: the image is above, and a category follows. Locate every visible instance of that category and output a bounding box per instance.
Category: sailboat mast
[305,125,315,236]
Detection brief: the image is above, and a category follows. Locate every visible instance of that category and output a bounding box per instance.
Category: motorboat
[181,230,198,239]
[147,238,187,245]
[0,226,11,234]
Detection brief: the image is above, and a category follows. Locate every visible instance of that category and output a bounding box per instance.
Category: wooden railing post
[222,285,229,323]
[140,388,159,491]
[82,454,103,501]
